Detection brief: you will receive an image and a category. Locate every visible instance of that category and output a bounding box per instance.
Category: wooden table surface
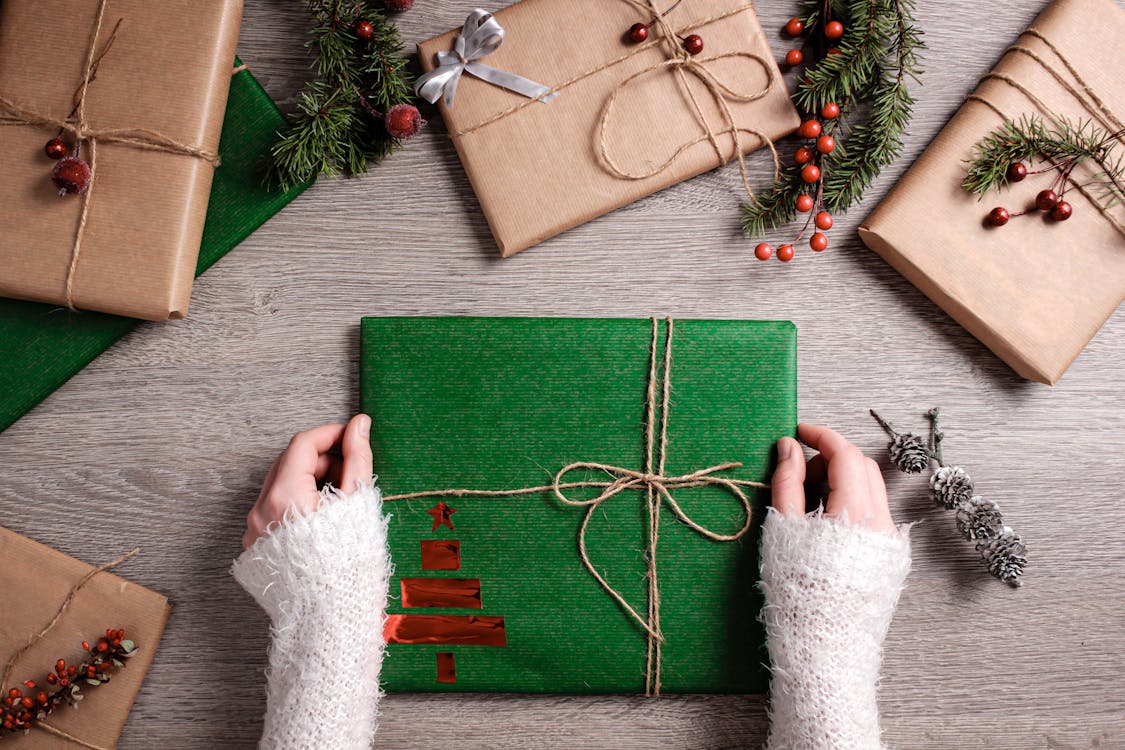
[2,0,1123,748]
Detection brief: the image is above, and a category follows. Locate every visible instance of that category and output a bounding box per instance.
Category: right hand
[771,423,896,533]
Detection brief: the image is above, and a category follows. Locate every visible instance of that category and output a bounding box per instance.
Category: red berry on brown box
[682,34,704,55]
[1035,189,1059,211]
[627,23,648,43]
[51,156,91,196]
[1050,200,1072,221]
[986,207,1010,226]
[44,137,68,159]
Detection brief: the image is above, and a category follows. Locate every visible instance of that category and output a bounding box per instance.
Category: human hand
[243,414,373,550]
[771,422,896,533]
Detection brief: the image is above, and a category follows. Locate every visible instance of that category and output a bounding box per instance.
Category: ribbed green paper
[0,62,310,434]
[360,317,797,693]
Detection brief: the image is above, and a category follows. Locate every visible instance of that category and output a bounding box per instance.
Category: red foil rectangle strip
[400,578,482,609]
[383,614,508,646]
[420,539,461,570]
[436,652,456,683]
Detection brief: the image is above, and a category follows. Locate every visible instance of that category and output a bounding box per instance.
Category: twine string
[0,547,140,750]
[0,0,220,312]
[450,2,780,200]
[382,318,767,695]
[966,27,1125,236]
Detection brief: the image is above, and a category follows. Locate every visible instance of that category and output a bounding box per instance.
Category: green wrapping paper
[361,317,797,693]
[0,62,311,434]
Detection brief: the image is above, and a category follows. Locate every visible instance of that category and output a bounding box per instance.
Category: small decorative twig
[872,409,1027,586]
[1,630,136,738]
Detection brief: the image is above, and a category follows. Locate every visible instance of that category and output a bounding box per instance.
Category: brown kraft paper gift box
[0,527,170,749]
[859,0,1125,385]
[417,0,800,257]
[0,0,243,321]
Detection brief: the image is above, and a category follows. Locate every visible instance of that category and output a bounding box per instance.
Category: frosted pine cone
[930,465,974,509]
[976,526,1027,586]
[888,431,931,474]
[955,495,1004,541]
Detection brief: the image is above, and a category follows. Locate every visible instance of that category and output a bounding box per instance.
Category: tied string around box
[966,27,1125,237]
[0,548,140,750]
[414,1,781,202]
[0,0,221,312]
[382,318,769,697]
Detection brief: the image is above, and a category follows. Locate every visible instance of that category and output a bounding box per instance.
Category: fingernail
[778,437,793,461]
[358,414,371,433]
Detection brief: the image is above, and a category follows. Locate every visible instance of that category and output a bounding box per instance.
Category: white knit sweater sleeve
[759,509,912,750]
[231,484,391,750]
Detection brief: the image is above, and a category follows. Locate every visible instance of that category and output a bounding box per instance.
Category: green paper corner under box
[0,60,310,434]
[360,317,797,694]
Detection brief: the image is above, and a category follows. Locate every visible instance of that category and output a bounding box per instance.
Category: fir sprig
[742,0,923,238]
[962,115,1125,207]
[267,1,415,191]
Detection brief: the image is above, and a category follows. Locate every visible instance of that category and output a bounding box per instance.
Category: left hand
[242,414,373,550]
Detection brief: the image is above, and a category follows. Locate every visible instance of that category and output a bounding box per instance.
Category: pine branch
[962,115,1125,206]
[267,0,415,191]
[741,162,807,237]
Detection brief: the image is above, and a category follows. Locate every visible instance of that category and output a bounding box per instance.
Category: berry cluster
[1,630,135,736]
[624,0,702,56]
[753,15,845,262]
[986,160,1076,227]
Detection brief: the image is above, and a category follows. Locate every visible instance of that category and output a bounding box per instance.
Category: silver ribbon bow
[414,8,557,107]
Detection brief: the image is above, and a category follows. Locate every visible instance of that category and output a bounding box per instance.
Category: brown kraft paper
[0,0,243,321]
[418,0,800,257]
[859,0,1125,385]
[0,527,171,749]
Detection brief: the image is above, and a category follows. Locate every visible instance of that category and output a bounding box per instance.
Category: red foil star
[426,501,457,531]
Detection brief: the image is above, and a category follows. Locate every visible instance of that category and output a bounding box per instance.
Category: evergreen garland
[742,0,923,239]
[268,1,418,191]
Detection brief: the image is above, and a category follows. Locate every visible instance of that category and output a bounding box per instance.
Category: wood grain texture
[1,0,1123,747]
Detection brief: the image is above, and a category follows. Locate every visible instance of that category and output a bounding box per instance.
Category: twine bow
[384,318,768,696]
[597,0,780,200]
[415,9,557,107]
[0,0,220,312]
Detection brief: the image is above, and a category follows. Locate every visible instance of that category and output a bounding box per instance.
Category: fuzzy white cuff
[232,484,392,750]
[759,509,912,750]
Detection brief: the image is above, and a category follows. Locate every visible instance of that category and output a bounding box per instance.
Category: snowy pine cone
[888,431,931,474]
[976,526,1027,586]
[955,495,1004,541]
[930,466,974,509]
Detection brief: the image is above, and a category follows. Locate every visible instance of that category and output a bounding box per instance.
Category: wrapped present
[0,62,312,435]
[0,0,243,321]
[0,527,170,748]
[360,317,796,693]
[415,0,799,257]
[859,0,1125,385]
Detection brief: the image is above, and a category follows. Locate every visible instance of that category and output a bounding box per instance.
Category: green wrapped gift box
[0,61,310,434]
[360,316,796,694]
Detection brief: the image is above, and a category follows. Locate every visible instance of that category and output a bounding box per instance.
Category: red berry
[100,662,112,672]
[784,17,805,36]
[810,232,829,252]
[353,19,375,41]
[20,697,33,709]
[383,0,414,11]
[36,692,47,705]
[986,206,1010,226]
[44,137,68,159]
[1006,162,1028,182]
[801,164,821,183]
[797,119,822,138]
[82,641,90,651]
[1035,189,1059,211]
[97,641,108,652]
[67,666,77,676]
[384,104,425,139]
[794,146,813,165]
[820,102,840,120]
[795,194,814,212]
[59,678,69,687]
[825,21,844,39]
[827,47,842,55]
[627,22,648,43]
[7,689,19,699]
[754,243,773,261]
[814,211,833,230]
[777,244,795,262]
[46,673,57,685]
[785,49,803,66]
[51,156,91,196]
[56,660,66,673]
[22,681,34,689]
[682,34,704,55]
[816,135,835,154]
[1050,200,1072,221]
